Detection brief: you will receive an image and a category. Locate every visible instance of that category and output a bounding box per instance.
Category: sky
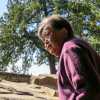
[0,0,50,76]
[0,0,8,17]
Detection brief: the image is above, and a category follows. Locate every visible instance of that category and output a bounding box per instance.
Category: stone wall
[0,73,58,100]
[0,72,31,83]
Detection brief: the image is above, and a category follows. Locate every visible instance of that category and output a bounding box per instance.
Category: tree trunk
[48,54,56,74]
[41,0,56,74]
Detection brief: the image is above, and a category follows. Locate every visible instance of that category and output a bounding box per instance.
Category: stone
[0,72,58,100]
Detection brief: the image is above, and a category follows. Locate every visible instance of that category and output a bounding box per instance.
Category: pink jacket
[57,37,100,100]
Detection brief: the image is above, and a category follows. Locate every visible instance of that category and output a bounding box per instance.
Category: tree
[0,0,99,74]
[0,0,57,74]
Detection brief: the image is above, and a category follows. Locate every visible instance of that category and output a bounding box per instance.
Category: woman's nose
[44,39,49,46]
[44,39,51,49]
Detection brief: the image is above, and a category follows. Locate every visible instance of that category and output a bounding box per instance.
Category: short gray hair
[38,15,73,40]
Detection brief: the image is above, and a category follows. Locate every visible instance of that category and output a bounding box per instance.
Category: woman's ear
[52,27,68,45]
[59,27,68,40]
[61,27,68,34]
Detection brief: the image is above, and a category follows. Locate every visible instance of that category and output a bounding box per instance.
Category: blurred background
[0,0,100,75]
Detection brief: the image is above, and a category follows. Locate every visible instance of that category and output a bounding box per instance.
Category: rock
[31,74,57,89]
[0,73,58,100]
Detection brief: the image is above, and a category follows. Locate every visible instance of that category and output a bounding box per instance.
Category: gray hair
[38,15,73,40]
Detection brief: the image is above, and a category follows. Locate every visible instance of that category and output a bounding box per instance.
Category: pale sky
[0,0,50,75]
[0,0,8,17]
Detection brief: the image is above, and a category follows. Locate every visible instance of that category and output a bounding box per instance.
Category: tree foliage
[0,0,99,74]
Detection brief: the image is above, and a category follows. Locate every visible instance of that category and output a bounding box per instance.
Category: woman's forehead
[42,24,53,35]
[44,24,52,31]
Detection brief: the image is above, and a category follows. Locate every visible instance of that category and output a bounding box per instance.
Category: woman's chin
[50,51,59,57]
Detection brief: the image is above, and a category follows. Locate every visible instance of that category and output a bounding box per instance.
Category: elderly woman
[38,15,100,100]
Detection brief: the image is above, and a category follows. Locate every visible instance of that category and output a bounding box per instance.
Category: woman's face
[44,38,60,57]
[41,25,61,57]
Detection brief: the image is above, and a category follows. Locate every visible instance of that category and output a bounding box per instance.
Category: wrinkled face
[41,25,61,57]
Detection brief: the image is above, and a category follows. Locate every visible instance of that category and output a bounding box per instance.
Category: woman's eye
[44,30,50,36]
[43,26,52,35]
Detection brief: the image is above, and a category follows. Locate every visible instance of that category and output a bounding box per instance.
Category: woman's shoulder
[61,37,89,55]
[62,38,80,50]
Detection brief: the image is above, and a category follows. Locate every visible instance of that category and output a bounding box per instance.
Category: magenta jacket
[57,37,100,100]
